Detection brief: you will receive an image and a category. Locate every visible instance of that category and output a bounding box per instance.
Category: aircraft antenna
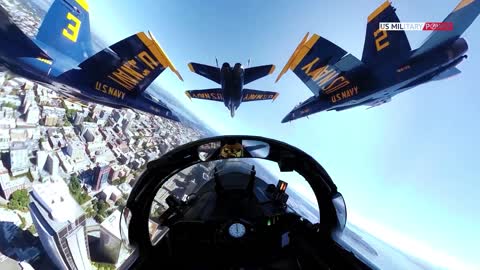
[215,57,219,68]
[247,165,256,197]
[247,58,251,68]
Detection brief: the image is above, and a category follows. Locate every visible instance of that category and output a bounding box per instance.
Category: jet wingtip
[268,65,276,75]
[187,63,195,73]
[367,0,391,22]
[272,92,279,102]
[454,0,478,12]
[185,91,192,100]
[276,32,312,84]
[174,70,184,81]
[274,75,282,83]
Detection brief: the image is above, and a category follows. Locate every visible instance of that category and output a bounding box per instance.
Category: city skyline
[0,63,205,269]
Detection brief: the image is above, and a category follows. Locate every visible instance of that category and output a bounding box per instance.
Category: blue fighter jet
[185,61,279,118]
[0,0,183,121]
[276,0,480,123]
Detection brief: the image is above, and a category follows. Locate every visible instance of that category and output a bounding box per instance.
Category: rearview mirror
[241,140,270,158]
[198,141,222,161]
[197,140,270,161]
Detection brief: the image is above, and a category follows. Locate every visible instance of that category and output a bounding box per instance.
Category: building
[44,114,58,126]
[45,154,59,176]
[62,100,84,112]
[42,106,66,118]
[108,164,121,182]
[57,151,74,174]
[99,210,122,264]
[118,182,132,196]
[86,141,106,157]
[36,150,47,171]
[99,185,122,203]
[73,111,84,125]
[66,140,86,162]
[44,114,58,127]
[9,142,29,176]
[83,129,99,143]
[28,181,92,270]
[25,105,40,124]
[93,164,111,191]
[0,175,31,200]
[0,128,10,150]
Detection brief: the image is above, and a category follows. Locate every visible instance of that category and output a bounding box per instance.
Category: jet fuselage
[220,62,245,117]
[283,37,469,122]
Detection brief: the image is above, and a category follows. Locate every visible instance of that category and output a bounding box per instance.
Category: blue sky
[85,1,480,269]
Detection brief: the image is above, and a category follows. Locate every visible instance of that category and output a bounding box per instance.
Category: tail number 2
[62,12,81,42]
[374,29,389,52]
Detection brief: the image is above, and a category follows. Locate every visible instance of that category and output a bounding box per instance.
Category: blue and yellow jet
[185,61,279,118]
[0,0,183,121]
[276,0,480,123]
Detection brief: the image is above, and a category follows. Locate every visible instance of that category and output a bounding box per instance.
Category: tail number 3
[62,12,81,42]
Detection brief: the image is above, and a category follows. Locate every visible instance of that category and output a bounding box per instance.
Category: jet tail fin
[361,1,411,65]
[36,0,94,62]
[412,0,480,58]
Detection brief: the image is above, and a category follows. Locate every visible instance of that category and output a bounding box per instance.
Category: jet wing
[276,33,366,97]
[243,65,275,85]
[241,89,279,102]
[185,88,224,102]
[60,31,182,94]
[412,0,480,58]
[277,33,368,122]
[188,62,221,84]
[56,31,182,121]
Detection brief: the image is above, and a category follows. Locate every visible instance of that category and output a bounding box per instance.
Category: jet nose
[171,114,181,122]
[281,112,294,123]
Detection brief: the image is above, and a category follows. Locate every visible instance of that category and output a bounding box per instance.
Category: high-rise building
[37,150,47,170]
[73,111,84,125]
[99,210,122,264]
[0,161,23,199]
[44,114,58,126]
[93,164,111,191]
[45,154,59,176]
[9,142,29,176]
[66,140,86,162]
[28,181,92,270]
[0,128,10,150]
[26,105,40,124]
[108,164,121,182]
